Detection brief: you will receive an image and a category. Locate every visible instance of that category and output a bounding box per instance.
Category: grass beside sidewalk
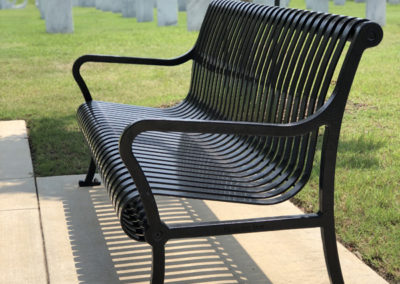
[0,1,399,282]
[0,3,196,174]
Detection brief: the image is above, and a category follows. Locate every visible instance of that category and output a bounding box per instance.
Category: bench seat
[78,99,316,240]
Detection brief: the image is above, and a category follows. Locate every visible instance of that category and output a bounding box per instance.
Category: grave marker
[112,0,122,13]
[136,0,153,22]
[253,0,275,5]
[187,0,211,31]
[122,0,136,17]
[157,0,178,26]
[95,0,105,10]
[0,0,13,9]
[280,0,289,7]
[306,0,328,12]
[45,0,74,33]
[366,0,386,26]
[38,0,45,18]
[79,0,95,6]
[334,0,345,6]
[178,0,186,11]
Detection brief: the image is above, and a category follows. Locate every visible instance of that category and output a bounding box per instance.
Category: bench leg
[151,244,165,284]
[321,221,344,284]
[79,158,101,187]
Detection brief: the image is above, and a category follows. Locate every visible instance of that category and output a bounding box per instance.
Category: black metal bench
[73,0,382,283]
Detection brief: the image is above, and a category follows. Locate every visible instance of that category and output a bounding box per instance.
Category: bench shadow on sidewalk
[57,179,271,283]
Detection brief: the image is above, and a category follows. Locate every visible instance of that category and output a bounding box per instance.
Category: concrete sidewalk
[0,120,388,283]
[0,120,47,283]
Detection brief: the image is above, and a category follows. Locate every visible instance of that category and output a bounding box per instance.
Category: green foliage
[0,1,399,282]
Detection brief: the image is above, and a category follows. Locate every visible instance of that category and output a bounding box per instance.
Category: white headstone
[334,0,345,5]
[157,0,178,26]
[122,0,136,17]
[280,0,290,7]
[187,0,211,31]
[366,0,386,26]
[2,0,27,9]
[112,0,122,12]
[96,0,106,10]
[0,0,14,9]
[95,0,104,10]
[307,0,328,12]
[136,0,153,22]
[72,0,79,6]
[253,0,275,5]
[178,0,186,11]
[79,0,95,7]
[45,0,74,33]
[102,0,112,11]
[38,0,45,18]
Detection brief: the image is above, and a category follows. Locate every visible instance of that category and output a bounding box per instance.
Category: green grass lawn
[1,0,399,282]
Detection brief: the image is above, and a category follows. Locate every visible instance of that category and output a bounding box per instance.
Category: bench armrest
[73,49,194,102]
[121,119,319,142]
[118,111,333,226]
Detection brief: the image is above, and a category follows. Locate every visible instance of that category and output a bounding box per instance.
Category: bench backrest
[188,0,381,126]
[172,0,383,205]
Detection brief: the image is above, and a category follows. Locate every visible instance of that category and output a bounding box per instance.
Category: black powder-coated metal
[78,158,101,187]
[73,0,383,283]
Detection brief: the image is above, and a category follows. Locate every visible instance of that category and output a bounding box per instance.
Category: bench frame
[73,1,383,283]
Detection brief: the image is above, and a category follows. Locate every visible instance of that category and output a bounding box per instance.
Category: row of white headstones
[306,0,398,26]
[4,0,395,33]
[256,0,398,26]
[36,0,213,33]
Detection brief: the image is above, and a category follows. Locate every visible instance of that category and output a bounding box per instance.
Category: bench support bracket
[79,158,101,187]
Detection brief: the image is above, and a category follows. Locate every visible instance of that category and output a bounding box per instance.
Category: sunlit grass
[0,3,196,174]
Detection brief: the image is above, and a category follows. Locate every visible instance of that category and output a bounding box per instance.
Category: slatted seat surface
[78,99,313,199]
[77,99,315,240]
[76,0,383,247]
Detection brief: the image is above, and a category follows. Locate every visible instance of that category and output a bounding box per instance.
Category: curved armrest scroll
[72,49,194,102]
[120,118,320,141]
[118,111,330,225]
